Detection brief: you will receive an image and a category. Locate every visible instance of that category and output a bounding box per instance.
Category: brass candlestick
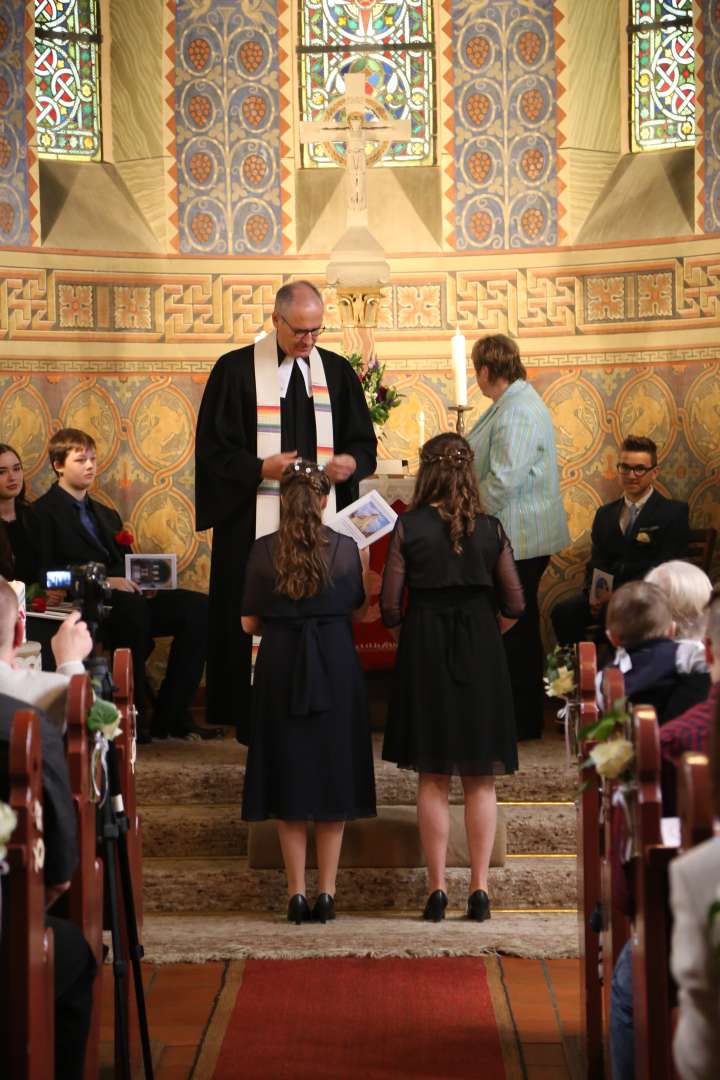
[448,404,473,435]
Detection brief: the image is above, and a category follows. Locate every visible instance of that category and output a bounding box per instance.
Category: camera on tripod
[46,561,112,633]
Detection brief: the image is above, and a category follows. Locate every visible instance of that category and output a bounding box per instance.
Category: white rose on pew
[589,738,634,780]
[87,699,123,742]
[0,801,18,860]
[545,665,575,699]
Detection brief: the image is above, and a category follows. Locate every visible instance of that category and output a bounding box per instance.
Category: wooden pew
[64,673,103,1080]
[676,751,713,853]
[598,666,631,1051]
[0,710,55,1079]
[575,640,604,1079]
[631,704,675,1080]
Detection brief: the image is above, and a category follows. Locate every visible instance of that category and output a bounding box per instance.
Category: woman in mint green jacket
[468,334,569,739]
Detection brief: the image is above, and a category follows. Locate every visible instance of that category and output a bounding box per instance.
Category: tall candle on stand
[451,328,468,406]
[417,410,425,449]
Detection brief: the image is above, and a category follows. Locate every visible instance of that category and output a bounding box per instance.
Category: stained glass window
[298,1,435,168]
[629,0,695,151]
[34,0,102,161]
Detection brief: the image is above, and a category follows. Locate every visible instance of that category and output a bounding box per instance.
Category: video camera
[46,561,112,635]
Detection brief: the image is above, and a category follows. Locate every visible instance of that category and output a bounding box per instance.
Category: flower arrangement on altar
[347,353,402,426]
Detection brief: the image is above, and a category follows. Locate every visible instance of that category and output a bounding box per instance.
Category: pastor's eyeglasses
[277,312,325,339]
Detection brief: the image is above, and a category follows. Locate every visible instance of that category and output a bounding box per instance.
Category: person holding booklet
[240,460,376,925]
[380,433,525,923]
[195,280,376,742]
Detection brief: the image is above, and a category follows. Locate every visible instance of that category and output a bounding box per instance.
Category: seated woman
[240,460,376,924]
[380,433,524,922]
[0,443,38,585]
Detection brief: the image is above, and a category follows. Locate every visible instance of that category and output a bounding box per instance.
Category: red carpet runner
[208,957,516,1079]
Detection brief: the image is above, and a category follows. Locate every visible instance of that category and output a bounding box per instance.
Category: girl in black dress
[381,433,524,922]
[241,460,376,924]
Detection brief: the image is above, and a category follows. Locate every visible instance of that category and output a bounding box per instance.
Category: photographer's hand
[51,610,93,667]
[107,576,141,594]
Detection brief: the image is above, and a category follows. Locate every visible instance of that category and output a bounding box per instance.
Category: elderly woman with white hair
[644,560,713,670]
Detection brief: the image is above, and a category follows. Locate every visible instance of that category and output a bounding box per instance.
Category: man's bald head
[274,280,323,314]
[0,578,19,654]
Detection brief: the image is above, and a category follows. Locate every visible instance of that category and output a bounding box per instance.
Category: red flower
[30,596,47,613]
[114,530,134,547]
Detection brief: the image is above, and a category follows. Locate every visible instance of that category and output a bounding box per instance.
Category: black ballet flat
[170,721,225,741]
[312,893,336,923]
[422,889,448,922]
[287,894,311,925]
[467,889,491,922]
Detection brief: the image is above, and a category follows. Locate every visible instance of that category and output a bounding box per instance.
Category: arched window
[34,0,102,161]
[298,0,435,168]
[628,0,695,151]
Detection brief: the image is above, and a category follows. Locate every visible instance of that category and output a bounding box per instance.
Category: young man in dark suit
[551,434,689,646]
[31,428,219,741]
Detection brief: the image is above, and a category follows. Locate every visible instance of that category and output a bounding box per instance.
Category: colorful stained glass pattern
[703,1,720,230]
[299,1,435,167]
[34,0,102,161]
[175,0,282,255]
[630,0,695,151]
[0,0,30,246]
[452,0,558,250]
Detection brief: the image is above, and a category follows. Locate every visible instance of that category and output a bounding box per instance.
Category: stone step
[139,801,576,859]
[142,854,577,915]
[135,738,577,806]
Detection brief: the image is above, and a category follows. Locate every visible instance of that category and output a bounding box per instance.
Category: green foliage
[346,353,402,426]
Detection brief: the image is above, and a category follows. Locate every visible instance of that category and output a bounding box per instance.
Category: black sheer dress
[241,527,376,822]
[381,506,525,777]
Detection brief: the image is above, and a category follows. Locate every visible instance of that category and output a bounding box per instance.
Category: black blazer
[585,489,689,590]
[0,692,78,887]
[30,482,130,581]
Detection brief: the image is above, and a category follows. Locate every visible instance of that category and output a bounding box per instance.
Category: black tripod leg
[102,800,131,1080]
[116,818,154,1079]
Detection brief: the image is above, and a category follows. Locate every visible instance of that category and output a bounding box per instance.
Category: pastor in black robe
[195,342,376,740]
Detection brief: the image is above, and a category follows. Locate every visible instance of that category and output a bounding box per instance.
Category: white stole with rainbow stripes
[253,328,337,538]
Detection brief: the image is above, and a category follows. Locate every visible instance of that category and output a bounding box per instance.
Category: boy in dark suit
[551,434,689,646]
[31,429,219,742]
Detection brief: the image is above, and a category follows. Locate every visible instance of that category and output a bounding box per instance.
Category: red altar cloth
[352,499,408,671]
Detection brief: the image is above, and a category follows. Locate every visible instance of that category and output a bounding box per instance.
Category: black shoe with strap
[467,889,491,921]
[422,889,448,922]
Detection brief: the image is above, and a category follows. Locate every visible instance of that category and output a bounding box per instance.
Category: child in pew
[668,690,720,1080]
[601,580,710,724]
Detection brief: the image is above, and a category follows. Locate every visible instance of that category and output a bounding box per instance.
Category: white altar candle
[417,410,425,448]
[451,328,467,406]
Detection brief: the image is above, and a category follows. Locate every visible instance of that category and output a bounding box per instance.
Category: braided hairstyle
[411,433,483,554]
[274,459,332,600]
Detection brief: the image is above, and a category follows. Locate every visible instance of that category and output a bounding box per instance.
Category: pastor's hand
[261,451,298,481]
[325,454,356,484]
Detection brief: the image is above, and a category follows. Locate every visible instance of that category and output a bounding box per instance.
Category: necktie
[625,503,640,535]
[77,500,108,555]
[283,360,316,460]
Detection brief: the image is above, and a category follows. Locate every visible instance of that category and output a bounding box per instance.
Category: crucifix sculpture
[299,73,412,227]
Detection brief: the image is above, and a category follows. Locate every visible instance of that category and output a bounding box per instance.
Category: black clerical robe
[195,342,376,740]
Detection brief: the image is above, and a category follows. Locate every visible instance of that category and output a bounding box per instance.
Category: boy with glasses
[552,434,689,646]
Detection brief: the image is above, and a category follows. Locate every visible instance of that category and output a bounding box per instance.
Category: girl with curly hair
[241,460,376,925]
[381,433,524,923]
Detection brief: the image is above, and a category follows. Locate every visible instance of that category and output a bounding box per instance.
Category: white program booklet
[330,489,398,550]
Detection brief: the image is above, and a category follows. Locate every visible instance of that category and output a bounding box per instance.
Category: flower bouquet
[347,353,402,427]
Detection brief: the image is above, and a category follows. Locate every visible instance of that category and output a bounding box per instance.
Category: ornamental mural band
[3,261,720,340]
[1,361,719,638]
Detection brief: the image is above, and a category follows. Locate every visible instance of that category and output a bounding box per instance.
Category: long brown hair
[0,444,25,579]
[411,433,483,554]
[274,460,332,600]
[0,443,27,504]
